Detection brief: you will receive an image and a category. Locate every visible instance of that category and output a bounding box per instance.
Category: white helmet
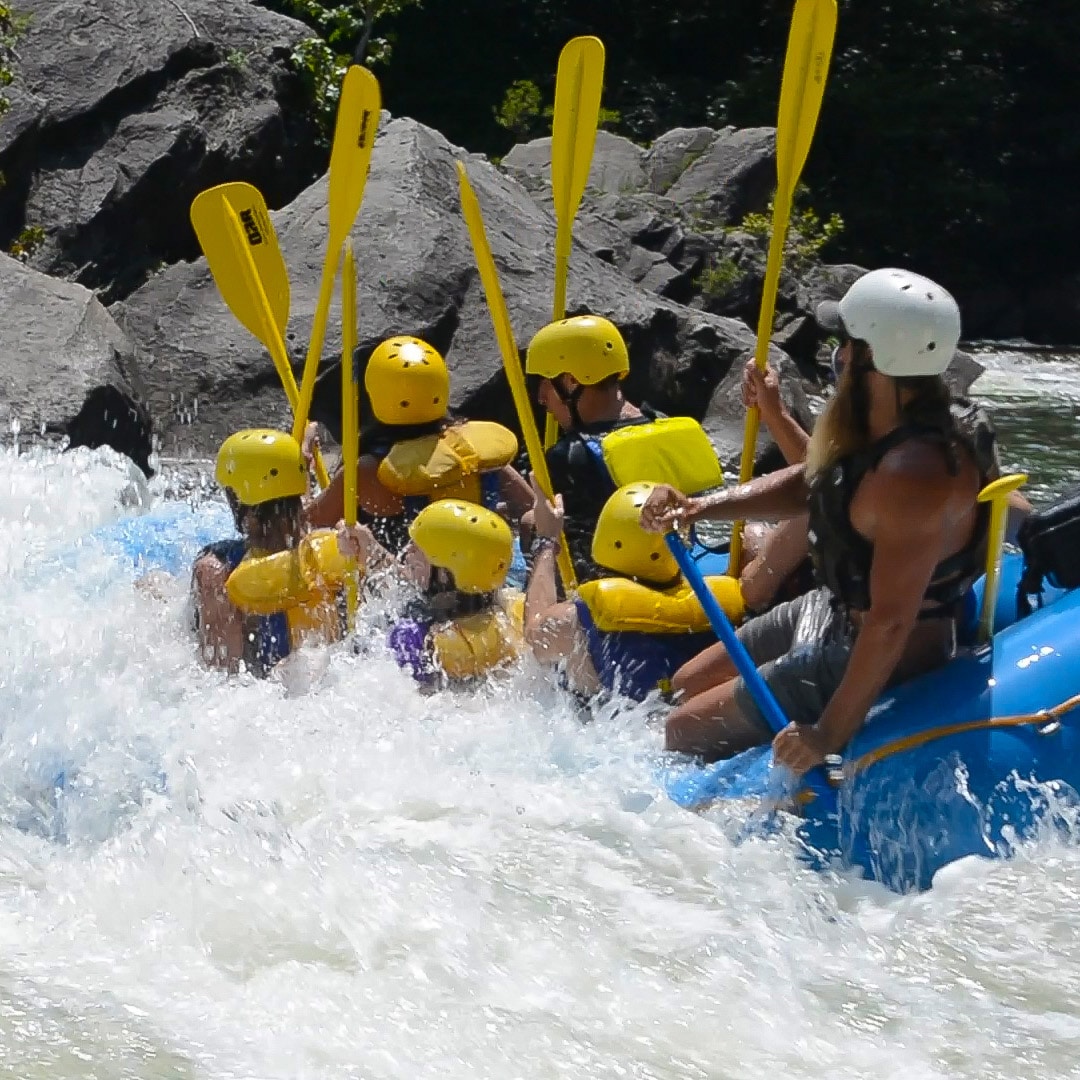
[816,268,961,377]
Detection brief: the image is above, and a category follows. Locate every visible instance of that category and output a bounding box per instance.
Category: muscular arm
[812,462,955,754]
[761,403,811,466]
[694,463,810,523]
[192,554,246,673]
[498,464,536,519]
[304,466,345,529]
[523,545,579,662]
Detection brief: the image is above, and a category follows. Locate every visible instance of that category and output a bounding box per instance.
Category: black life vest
[807,400,999,616]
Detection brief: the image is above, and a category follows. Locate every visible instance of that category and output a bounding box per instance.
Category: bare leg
[739,513,811,612]
[665,678,770,760]
[672,640,738,699]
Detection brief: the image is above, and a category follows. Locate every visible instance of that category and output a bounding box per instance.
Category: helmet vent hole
[927,342,936,351]
[400,400,409,408]
[605,342,613,350]
[614,540,622,549]
[900,283,911,291]
[433,396,440,404]
[650,552,659,561]
[269,468,278,477]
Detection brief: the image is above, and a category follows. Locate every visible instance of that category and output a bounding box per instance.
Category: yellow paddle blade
[977,472,1028,643]
[548,35,605,452]
[776,0,837,193]
[341,241,360,627]
[728,0,837,575]
[551,35,605,293]
[190,182,290,349]
[457,161,578,592]
[328,66,381,253]
[293,65,382,445]
[341,242,359,533]
[191,182,330,488]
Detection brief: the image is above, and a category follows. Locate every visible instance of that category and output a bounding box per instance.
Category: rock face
[0,254,153,474]
[116,116,768,461]
[0,0,322,303]
[1,6,987,477]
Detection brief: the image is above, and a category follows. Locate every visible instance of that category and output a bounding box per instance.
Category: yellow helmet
[215,429,308,506]
[364,336,450,425]
[525,315,630,384]
[591,482,680,585]
[408,499,513,594]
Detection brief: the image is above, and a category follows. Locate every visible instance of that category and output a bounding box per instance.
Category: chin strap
[553,377,587,431]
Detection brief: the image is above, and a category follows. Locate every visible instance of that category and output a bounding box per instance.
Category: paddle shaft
[729,0,836,574]
[342,243,360,627]
[222,200,331,489]
[545,37,605,452]
[292,242,341,447]
[292,65,381,451]
[666,533,834,801]
[456,163,577,590]
[977,473,1028,643]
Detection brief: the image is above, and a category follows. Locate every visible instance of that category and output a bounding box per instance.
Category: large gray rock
[501,129,648,198]
[0,254,153,473]
[115,116,760,456]
[0,0,321,303]
[645,127,723,195]
[664,127,777,226]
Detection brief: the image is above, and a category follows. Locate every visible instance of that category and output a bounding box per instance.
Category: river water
[1,350,1078,1079]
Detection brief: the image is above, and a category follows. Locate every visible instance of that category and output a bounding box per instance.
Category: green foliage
[290,37,348,137]
[739,190,844,269]
[0,3,31,116]
[367,0,1080,318]
[9,224,45,260]
[255,0,422,140]
[494,79,544,140]
[696,256,743,299]
[495,78,621,143]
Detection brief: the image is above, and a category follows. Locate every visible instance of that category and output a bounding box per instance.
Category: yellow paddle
[456,161,578,592]
[190,182,331,488]
[977,472,1028,643]
[292,66,382,449]
[728,0,838,575]
[341,240,360,628]
[544,35,606,451]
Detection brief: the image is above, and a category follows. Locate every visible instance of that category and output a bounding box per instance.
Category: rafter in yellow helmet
[525,315,630,384]
[592,482,680,585]
[215,429,308,506]
[409,499,514,595]
[364,336,450,425]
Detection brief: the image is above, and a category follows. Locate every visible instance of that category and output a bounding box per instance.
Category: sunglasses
[829,341,848,383]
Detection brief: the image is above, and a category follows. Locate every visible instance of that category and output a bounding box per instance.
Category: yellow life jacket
[430,590,525,681]
[576,574,745,634]
[596,416,724,495]
[225,531,359,648]
[377,421,519,503]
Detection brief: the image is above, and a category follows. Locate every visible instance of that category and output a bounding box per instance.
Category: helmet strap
[553,376,587,431]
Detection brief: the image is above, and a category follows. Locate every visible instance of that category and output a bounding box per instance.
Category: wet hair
[228,493,305,541]
[404,569,495,622]
[892,371,960,472]
[360,412,463,457]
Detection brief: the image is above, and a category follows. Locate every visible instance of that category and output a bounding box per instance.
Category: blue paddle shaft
[665,534,789,734]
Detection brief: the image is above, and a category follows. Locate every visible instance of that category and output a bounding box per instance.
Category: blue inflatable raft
[666,553,1080,891]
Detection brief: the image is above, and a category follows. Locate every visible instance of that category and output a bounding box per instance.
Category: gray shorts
[731,587,855,734]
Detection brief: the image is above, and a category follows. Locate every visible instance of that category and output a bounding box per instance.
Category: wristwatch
[531,535,560,555]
